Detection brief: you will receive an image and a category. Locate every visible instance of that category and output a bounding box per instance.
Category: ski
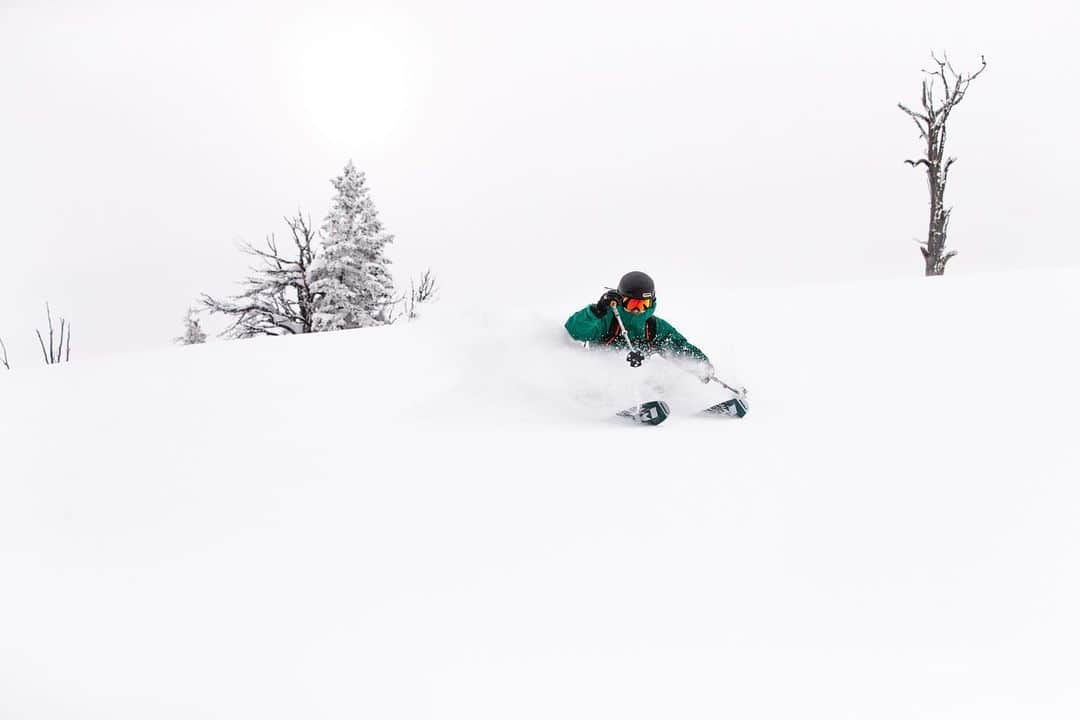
[616,400,670,426]
[702,396,749,418]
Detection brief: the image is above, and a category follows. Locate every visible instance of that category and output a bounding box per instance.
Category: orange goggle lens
[623,297,652,312]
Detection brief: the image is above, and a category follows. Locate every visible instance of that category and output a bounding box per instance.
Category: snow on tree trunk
[309,161,396,331]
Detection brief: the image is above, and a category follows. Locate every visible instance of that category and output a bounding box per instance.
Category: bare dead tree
[35,303,72,365]
[0,336,9,370]
[202,212,319,338]
[899,52,987,276]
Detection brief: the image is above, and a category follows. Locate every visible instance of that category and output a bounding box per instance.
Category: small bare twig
[403,269,439,320]
[47,304,55,364]
[36,303,72,365]
[36,329,49,364]
[0,336,9,370]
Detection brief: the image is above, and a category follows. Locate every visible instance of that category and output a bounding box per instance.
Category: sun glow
[284,14,431,150]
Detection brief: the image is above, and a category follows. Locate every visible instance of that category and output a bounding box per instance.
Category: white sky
[1,0,1077,362]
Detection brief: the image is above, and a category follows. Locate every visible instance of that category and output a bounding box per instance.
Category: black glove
[591,290,622,318]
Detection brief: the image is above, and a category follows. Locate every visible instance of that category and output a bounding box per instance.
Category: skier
[564,270,715,382]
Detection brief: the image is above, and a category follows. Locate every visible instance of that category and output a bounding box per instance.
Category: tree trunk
[899,54,985,277]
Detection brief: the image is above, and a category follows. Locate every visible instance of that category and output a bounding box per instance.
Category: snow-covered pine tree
[176,307,207,345]
[309,161,396,331]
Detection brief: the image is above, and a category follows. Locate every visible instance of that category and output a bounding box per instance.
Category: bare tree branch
[898,102,931,141]
[897,102,928,123]
[0,336,9,370]
[36,330,49,364]
[202,211,319,339]
[47,303,55,364]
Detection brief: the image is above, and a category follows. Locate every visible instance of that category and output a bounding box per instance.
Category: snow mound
[2,269,1080,719]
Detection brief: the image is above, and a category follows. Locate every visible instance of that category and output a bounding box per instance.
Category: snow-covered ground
[3,268,1080,719]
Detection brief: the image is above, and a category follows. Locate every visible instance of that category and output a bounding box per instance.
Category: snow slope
[3,269,1080,719]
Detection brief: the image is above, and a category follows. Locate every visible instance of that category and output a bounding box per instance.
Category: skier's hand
[591,290,622,318]
[698,363,716,383]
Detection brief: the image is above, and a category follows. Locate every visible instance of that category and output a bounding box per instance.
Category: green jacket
[564,299,710,366]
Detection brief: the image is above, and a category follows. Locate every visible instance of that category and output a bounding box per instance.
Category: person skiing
[564,270,715,382]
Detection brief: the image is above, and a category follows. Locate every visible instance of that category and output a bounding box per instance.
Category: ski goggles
[622,296,653,312]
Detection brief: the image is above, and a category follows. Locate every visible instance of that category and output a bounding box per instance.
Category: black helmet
[617,271,655,299]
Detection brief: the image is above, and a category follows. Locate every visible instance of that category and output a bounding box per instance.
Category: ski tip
[703,397,749,418]
[640,400,670,426]
[617,400,670,426]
